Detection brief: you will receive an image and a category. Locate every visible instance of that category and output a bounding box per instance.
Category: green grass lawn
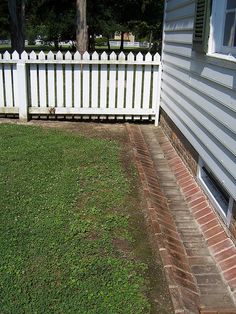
[0,124,150,313]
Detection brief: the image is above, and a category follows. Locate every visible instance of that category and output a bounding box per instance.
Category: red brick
[219,256,236,272]
[185,190,202,202]
[159,249,172,267]
[204,225,224,240]
[182,183,198,193]
[194,207,213,220]
[189,196,206,207]
[210,239,233,255]
[197,213,216,226]
[191,202,209,214]
[179,176,193,186]
[223,266,236,281]
[214,247,236,263]
[207,231,227,247]
[200,218,219,233]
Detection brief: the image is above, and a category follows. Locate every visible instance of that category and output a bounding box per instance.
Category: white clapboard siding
[162,0,236,200]
[82,52,90,108]
[29,51,38,107]
[56,51,64,107]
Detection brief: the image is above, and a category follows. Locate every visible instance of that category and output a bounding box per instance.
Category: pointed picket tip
[101,51,108,60]
[118,51,126,61]
[82,51,90,60]
[145,52,152,62]
[21,51,28,60]
[47,51,54,60]
[136,52,143,61]
[109,51,117,60]
[3,51,11,60]
[153,52,160,62]
[91,51,99,60]
[12,51,19,60]
[29,51,37,60]
[65,51,72,60]
[74,51,81,60]
[56,51,63,60]
[127,52,134,61]
[38,51,46,60]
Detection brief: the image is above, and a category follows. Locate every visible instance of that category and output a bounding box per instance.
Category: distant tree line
[0,0,163,53]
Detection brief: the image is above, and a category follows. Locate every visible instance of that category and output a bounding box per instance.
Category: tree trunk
[120,31,124,51]
[8,0,25,53]
[148,30,153,51]
[76,0,88,53]
[106,36,110,50]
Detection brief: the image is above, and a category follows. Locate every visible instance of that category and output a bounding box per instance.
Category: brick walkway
[127,124,236,314]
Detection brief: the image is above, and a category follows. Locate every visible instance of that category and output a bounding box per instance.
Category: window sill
[206,52,236,70]
[207,52,236,62]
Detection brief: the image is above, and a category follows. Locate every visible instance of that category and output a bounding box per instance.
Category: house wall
[161,0,236,228]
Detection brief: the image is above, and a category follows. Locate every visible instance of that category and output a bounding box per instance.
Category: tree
[0,0,9,40]
[76,0,88,53]
[8,0,25,53]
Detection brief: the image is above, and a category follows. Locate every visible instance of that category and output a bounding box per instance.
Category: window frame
[197,158,234,226]
[208,0,236,57]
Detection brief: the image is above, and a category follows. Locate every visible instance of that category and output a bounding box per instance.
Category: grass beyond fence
[0,124,151,313]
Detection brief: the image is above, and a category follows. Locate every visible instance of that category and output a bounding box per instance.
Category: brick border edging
[126,124,200,313]
[158,129,236,303]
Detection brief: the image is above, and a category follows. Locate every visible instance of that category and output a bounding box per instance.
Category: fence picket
[91,52,99,109]
[100,52,108,109]
[125,53,134,110]
[12,51,19,108]
[29,51,38,107]
[56,51,64,107]
[46,51,55,108]
[108,52,117,109]
[65,51,72,108]
[117,52,125,109]
[3,52,13,108]
[0,50,161,119]
[142,53,152,110]
[38,51,47,108]
[82,52,90,108]
[74,52,81,108]
[0,54,4,108]
[134,52,143,110]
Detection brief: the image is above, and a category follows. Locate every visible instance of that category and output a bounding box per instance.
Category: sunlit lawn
[0,124,150,313]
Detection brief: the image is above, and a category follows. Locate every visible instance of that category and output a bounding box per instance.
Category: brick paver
[127,124,236,314]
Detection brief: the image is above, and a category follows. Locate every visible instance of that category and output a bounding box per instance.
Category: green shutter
[193,0,212,53]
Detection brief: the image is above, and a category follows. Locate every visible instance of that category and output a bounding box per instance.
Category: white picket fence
[0,50,161,122]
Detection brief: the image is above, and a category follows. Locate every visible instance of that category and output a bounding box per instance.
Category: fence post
[155,57,162,127]
[17,61,28,122]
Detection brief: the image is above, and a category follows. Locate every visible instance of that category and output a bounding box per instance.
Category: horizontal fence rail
[0,50,161,122]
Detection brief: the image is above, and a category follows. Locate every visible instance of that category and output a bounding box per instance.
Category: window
[193,0,236,58]
[198,159,234,225]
